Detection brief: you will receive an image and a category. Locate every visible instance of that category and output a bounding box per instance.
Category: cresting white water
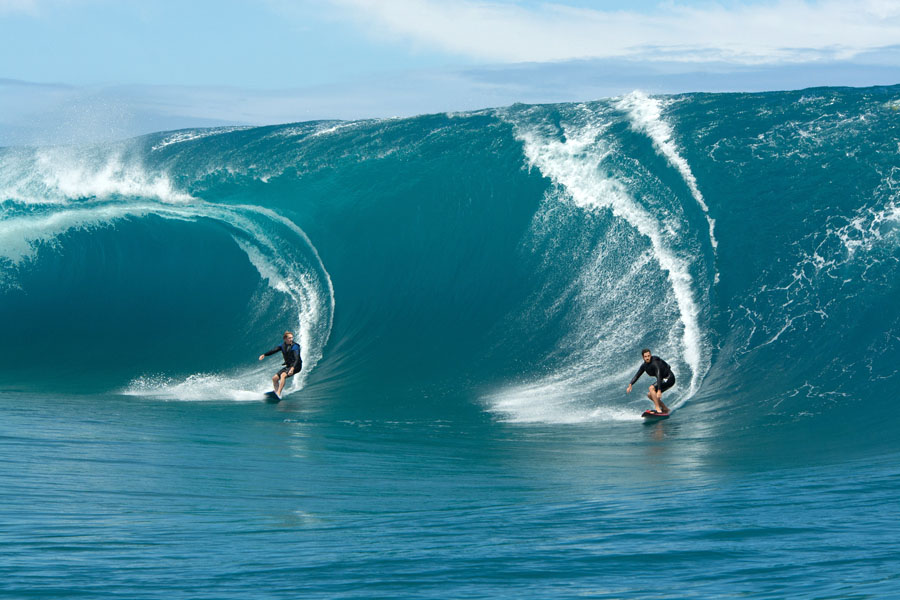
[151,127,252,152]
[616,91,719,254]
[0,147,193,205]
[490,103,711,423]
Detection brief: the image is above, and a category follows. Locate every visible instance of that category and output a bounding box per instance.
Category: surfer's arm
[629,364,646,386]
[259,347,281,361]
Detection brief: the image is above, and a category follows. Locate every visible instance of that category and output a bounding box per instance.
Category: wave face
[2,87,899,448]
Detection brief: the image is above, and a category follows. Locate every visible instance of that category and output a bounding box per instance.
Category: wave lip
[150,126,252,152]
[1,146,193,206]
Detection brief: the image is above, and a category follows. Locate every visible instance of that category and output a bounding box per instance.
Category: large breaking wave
[2,86,899,447]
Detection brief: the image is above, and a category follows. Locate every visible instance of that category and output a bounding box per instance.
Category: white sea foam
[490,104,710,423]
[838,197,900,256]
[616,91,718,253]
[487,365,647,424]
[489,383,642,424]
[308,121,360,138]
[0,147,193,205]
[799,167,900,278]
[151,127,251,152]
[124,373,269,402]
[519,112,705,389]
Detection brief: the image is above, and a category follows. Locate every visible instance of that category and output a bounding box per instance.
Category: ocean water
[2,86,900,598]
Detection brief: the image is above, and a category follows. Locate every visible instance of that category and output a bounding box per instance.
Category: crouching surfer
[626,348,674,414]
[258,331,302,398]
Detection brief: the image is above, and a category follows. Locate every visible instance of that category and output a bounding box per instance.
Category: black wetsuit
[264,342,302,376]
[630,356,675,392]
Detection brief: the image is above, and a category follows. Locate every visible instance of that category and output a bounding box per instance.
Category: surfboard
[641,410,669,421]
[264,390,281,403]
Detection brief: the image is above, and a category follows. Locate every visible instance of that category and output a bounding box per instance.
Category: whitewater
[2,85,899,598]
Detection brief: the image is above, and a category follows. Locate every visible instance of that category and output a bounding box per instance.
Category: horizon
[2,0,900,145]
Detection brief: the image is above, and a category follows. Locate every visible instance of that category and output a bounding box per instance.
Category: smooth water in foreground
[3,391,899,599]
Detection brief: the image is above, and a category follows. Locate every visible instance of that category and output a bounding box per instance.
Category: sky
[2,0,900,144]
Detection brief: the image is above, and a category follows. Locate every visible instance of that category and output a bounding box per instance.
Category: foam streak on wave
[616,92,718,254]
[502,105,709,407]
[151,127,252,152]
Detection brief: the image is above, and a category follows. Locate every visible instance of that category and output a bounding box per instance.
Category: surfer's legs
[275,372,288,396]
[657,392,669,414]
[273,367,295,396]
[648,385,669,413]
[650,374,675,413]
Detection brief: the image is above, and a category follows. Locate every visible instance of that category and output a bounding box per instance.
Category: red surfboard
[641,410,670,421]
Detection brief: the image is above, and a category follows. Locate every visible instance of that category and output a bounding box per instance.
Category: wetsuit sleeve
[630,363,647,386]
[263,346,281,357]
[290,345,302,371]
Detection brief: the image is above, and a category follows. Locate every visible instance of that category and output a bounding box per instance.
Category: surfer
[626,348,673,414]
[258,331,302,397]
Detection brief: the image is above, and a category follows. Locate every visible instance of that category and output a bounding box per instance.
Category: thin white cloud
[0,0,107,15]
[0,0,38,14]
[327,0,900,64]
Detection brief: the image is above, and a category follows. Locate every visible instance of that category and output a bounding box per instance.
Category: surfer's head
[283,331,294,343]
[642,349,651,363]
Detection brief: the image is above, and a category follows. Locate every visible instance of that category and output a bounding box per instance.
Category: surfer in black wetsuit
[258,331,302,397]
[626,348,674,414]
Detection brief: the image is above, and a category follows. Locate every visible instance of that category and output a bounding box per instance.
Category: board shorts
[277,366,296,378]
[653,373,675,393]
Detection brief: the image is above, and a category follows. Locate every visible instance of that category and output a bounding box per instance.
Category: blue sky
[1,0,451,88]
[2,0,900,144]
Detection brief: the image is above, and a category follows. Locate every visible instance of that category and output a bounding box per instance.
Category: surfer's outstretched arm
[626,363,647,393]
[259,346,280,361]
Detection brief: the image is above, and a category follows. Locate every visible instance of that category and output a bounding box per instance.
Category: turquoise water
[2,86,900,597]
[3,393,899,598]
